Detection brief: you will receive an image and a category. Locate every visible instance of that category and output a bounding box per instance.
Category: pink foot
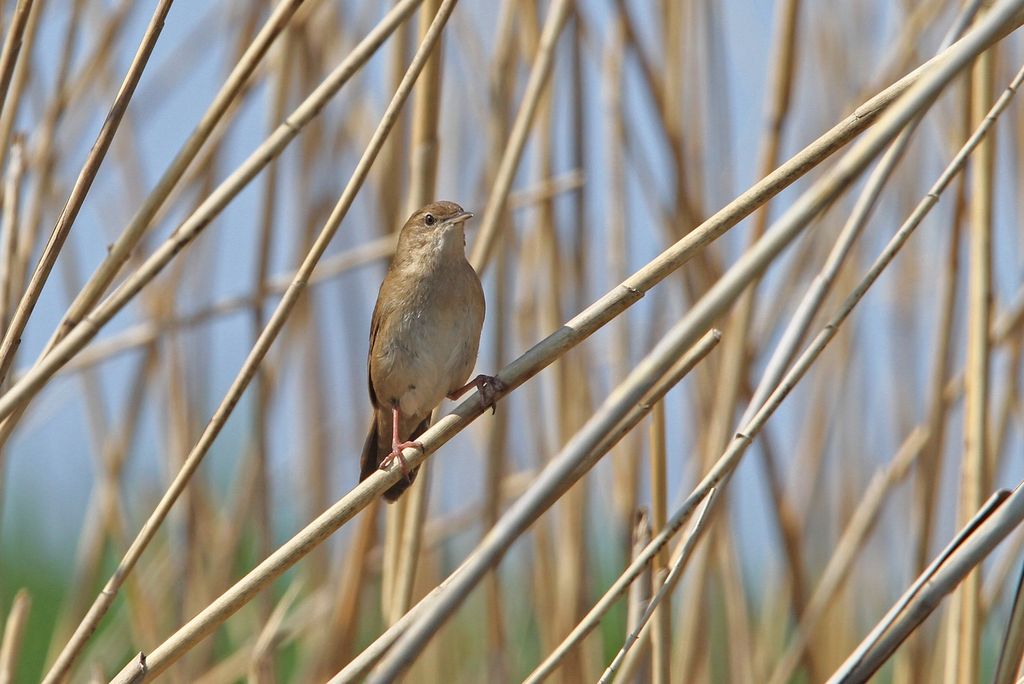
[379,440,423,482]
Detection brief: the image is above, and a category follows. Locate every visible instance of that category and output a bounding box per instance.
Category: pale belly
[371,287,483,420]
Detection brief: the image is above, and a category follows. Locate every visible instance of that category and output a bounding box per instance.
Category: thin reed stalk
[829,488,1024,682]
[949,38,996,684]
[389,0,446,626]
[0,589,30,684]
[0,0,174,385]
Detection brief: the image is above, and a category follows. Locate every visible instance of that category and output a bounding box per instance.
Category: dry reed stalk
[601,491,717,683]
[7,0,90,328]
[248,579,302,683]
[828,488,1024,682]
[246,17,291,645]
[747,419,810,667]
[623,509,652,684]
[380,440,400,621]
[200,588,332,684]
[377,15,415,618]
[486,6,566,662]
[987,340,1022,467]
[0,0,32,126]
[0,0,174,386]
[0,0,42,182]
[405,0,443,213]
[949,40,996,684]
[480,164,511,683]
[468,0,570,272]
[912,155,964,572]
[716,13,806,661]
[912,282,1024,411]
[740,0,980,430]
[164,127,235,681]
[52,0,306,340]
[900,4,978,593]
[829,55,1024,683]
[611,0,698,229]
[603,17,641,542]
[543,361,870,678]
[129,0,221,104]
[203,411,279,627]
[685,1,798,680]
[566,11,587,316]
[4,0,76,296]
[739,6,979,672]
[57,248,167,657]
[526,495,560,665]
[708,0,800,476]
[0,135,23,334]
[0,589,30,684]
[521,160,595,676]
[389,0,446,626]
[776,55,1024,684]
[873,2,950,87]
[718,532,759,683]
[765,426,930,684]
[645,401,670,684]
[0,0,303,485]
[531,12,593,675]
[163,320,202,679]
[26,8,177,676]
[43,335,159,667]
[983,526,1024,615]
[354,471,544,573]
[391,459,429,622]
[993,561,1024,684]
[47,2,134,147]
[314,501,380,679]
[374,0,413,238]
[192,638,257,684]
[296,318,332,596]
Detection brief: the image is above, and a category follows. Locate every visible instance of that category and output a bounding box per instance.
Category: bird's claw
[379,440,423,482]
[476,375,505,414]
[449,374,506,414]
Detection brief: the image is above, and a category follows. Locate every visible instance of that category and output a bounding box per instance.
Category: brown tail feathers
[359,414,430,502]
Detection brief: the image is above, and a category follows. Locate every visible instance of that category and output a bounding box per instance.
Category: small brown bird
[361,200,501,501]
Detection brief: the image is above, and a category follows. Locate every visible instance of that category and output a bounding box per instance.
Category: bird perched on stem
[361,200,502,501]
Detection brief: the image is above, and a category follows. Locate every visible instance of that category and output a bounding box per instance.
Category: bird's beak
[449,211,473,225]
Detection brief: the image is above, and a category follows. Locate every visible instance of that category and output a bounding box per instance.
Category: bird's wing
[367,288,386,408]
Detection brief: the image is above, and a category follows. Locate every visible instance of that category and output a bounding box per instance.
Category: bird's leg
[378,404,423,481]
[447,374,506,414]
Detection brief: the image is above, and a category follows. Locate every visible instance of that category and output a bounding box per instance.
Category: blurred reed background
[0,0,1021,682]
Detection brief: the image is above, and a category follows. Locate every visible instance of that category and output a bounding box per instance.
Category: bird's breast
[371,262,484,418]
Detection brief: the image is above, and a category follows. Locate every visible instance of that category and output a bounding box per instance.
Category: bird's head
[397,200,474,262]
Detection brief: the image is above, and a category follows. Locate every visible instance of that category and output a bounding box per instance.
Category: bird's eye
[424,213,435,226]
